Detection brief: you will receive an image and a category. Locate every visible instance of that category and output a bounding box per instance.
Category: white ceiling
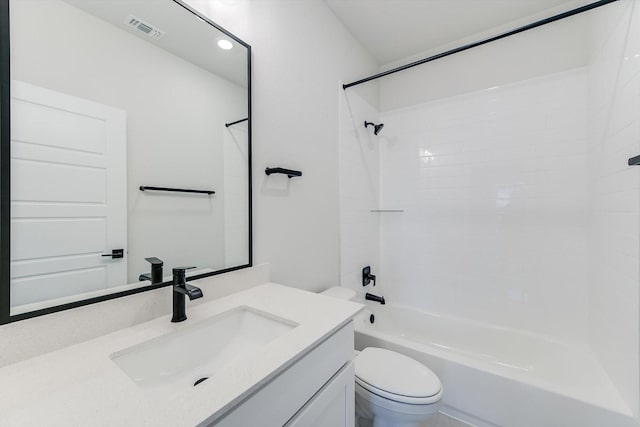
[324,0,596,65]
[65,0,248,87]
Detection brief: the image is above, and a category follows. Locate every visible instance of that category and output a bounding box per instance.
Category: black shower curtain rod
[343,0,620,90]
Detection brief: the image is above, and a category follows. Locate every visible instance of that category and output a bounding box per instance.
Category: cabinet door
[210,323,354,427]
[286,361,355,427]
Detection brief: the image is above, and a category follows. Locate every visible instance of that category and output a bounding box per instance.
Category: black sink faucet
[365,292,385,305]
[171,266,203,323]
[138,257,164,284]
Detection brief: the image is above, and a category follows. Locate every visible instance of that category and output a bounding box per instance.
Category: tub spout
[366,292,385,305]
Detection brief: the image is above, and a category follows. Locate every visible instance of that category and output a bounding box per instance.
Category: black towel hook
[265,167,302,178]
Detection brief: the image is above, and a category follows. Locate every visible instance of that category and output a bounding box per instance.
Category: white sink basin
[110,306,298,388]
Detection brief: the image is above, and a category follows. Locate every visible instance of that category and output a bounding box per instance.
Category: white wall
[186,0,378,291]
[378,9,589,112]
[338,88,380,296]
[587,0,640,415]
[10,0,248,286]
[0,0,377,365]
[223,123,249,267]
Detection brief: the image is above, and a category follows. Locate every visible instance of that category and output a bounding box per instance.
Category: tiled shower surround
[588,0,640,415]
[339,0,640,416]
[379,69,590,343]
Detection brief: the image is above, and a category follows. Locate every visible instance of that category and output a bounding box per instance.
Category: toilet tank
[321,287,357,301]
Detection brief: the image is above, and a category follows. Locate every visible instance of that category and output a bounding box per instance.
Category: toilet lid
[355,347,442,404]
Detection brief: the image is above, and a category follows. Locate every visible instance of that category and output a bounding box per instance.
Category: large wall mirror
[0,0,252,323]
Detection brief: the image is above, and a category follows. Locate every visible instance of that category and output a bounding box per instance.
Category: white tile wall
[378,69,591,343]
[587,0,640,416]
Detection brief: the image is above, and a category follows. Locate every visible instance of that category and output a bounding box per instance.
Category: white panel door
[10,80,127,308]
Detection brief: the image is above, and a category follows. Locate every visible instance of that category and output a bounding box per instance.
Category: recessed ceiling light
[217,39,233,50]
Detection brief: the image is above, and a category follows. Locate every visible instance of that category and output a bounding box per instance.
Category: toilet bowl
[354,347,442,427]
[321,287,443,427]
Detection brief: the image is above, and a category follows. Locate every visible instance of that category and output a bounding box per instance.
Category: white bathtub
[353,302,636,427]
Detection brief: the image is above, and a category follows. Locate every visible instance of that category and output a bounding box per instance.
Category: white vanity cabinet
[286,361,354,427]
[210,321,355,427]
[0,284,363,426]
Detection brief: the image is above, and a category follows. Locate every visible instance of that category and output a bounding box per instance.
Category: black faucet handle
[145,257,163,266]
[143,257,164,284]
[172,266,197,286]
[173,266,197,273]
[362,266,376,287]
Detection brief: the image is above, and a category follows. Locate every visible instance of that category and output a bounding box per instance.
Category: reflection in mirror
[6,0,251,317]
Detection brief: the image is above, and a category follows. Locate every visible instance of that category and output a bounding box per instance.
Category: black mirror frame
[0,0,252,324]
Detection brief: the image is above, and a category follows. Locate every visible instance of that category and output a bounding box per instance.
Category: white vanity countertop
[0,283,363,426]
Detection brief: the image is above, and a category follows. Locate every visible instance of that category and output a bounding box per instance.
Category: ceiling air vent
[125,15,165,40]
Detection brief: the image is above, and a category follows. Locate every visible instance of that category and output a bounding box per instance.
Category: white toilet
[321,287,443,427]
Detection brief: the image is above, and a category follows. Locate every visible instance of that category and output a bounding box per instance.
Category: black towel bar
[139,186,215,195]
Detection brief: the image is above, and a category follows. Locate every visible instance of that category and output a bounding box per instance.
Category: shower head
[364,121,384,135]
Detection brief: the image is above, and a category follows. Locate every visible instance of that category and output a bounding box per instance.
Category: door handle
[102,249,124,259]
